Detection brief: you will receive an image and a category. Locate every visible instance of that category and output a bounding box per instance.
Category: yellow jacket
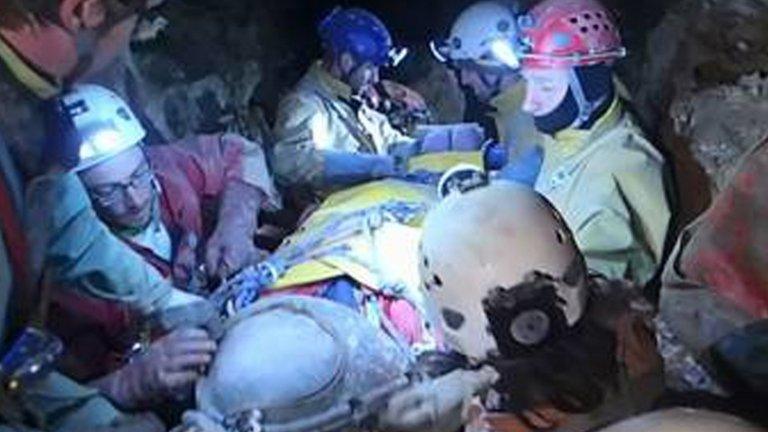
[534,98,671,285]
[272,62,410,195]
[488,79,542,160]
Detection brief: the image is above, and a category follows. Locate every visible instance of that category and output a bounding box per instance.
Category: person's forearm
[217,180,264,238]
[90,366,147,411]
[321,151,396,187]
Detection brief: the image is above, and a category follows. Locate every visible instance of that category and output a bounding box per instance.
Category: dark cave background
[130,0,768,227]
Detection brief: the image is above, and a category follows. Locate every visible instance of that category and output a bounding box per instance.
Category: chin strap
[480,71,504,96]
[567,68,606,129]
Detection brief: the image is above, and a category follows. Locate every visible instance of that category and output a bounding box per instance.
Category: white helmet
[197,295,412,432]
[598,408,764,432]
[60,84,146,172]
[431,1,522,69]
[419,182,588,360]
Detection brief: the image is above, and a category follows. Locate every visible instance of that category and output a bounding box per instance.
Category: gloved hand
[173,232,199,288]
[497,146,543,187]
[378,367,498,432]
[322,152,398,186]
[92,328,216,409]
[205,227,267,282]
[388,140,422,173]
[206,182,267,281]
[482,141,509,171]
[150,298,223,340]
[415,123,486,153]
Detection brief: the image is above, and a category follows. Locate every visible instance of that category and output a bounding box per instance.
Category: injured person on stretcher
[210,150,495,353]
[174,178,664,432]
[159,140,511,431]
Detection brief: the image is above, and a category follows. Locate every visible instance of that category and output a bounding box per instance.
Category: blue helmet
[318,7,408,67]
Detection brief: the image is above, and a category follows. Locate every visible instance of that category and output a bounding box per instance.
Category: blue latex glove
[389,141,421,160]
[498,146,543,187]
[482,141,509,171]
[322,151,396,186]
[322,277,360,311]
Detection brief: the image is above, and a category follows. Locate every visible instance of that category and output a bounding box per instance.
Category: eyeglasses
[88,161,154,206]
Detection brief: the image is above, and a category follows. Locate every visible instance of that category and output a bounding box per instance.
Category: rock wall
[628,0,768,223]
[130,0,309,142]
[634,0,768,132]
[671,74,768,194]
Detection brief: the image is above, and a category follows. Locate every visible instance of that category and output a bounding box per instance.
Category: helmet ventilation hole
[442,308,466,330]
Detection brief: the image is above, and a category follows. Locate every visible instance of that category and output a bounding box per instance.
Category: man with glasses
[31,84,279,415]
[0,1,212,430]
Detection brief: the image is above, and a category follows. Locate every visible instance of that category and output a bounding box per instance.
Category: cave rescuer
[273,6,478,205]
[0,0,211,430]
[517,0,672,286]
[27,84,280,412]
[376,182,663,432]
[430,1,543,187]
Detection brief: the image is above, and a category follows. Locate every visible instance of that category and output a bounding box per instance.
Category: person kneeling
[34,84,279,410]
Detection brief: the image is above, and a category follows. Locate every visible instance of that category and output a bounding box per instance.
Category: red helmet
[520,0,626,69]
